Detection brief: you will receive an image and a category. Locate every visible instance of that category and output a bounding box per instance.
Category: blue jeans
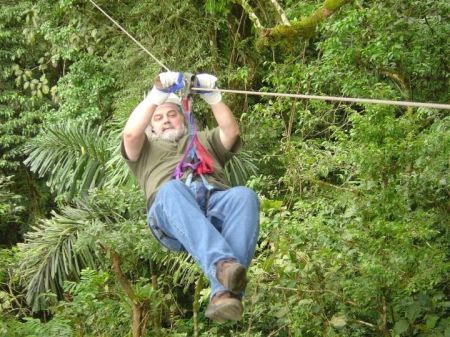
[147,179,260,297]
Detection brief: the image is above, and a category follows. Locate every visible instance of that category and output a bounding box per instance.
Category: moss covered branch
[259,0,351,44]
[234,0,264,30]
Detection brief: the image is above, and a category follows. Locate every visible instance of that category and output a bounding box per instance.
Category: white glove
[195,74,222,105]
[146,72,184,105]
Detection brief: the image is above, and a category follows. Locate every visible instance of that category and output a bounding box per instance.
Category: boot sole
[205,298,243,322]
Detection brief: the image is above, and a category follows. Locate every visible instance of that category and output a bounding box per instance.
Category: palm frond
[16,184,147,312]
[224,150,258,186]
[160,253,201,292]
[17,206,97,312]
[24,121,110,200]
[104,128,135,188]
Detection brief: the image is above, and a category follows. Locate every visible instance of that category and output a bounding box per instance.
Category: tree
[2,0,449,336]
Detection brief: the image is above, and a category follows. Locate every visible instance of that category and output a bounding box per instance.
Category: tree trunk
[132,302,151,337]
[100,244,155,337]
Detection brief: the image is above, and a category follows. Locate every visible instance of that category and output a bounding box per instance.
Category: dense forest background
[1,0,449,336]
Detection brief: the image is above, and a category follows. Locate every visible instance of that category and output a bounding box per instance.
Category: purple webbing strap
[172,97,200,179]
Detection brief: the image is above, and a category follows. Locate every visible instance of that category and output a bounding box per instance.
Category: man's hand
[147,71,184,105]
[195,74,222,105]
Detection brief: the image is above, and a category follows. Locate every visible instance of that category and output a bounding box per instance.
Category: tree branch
[110,250,137,303]
[269,0,290,25]
[261,0,351,42]
[99,243,151,337]
[98,242,136,302]
[234,0,264,30]
[380,69,410,99]
[353,319,376,328]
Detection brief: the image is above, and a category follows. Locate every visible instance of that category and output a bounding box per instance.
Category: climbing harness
[172,73,216,193]
[89,0,450,111]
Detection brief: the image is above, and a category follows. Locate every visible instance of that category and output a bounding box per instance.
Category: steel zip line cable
[89,0,450,111]
[89,0,170,71]
[190,88,450,110]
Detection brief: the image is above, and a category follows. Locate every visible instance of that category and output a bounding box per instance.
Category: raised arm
[195,74,240,150]
[123,72,184,161]
[123,98,157,161]
[210,101,240,150]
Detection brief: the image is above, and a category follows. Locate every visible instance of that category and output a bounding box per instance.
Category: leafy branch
[24,121,110,200]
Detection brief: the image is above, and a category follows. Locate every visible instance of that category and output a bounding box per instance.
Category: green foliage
[0,1,59,244]
[51,268,129,337]
[24,121,110,201]
[103,130,134,189]
[204,0,232,16]
[313,1,449,103]
[53,56,115,121]
[0,247,28,320]
[232,1,450,336]
[0,176,24,235]
[2,0,449,336]
[17,206,98,311]
[224,150,258,186]
[0,92,45,172]
[241,197,450,336]
[1,316,73,337]
[0,1,56,172]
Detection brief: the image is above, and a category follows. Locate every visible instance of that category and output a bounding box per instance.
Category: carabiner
[180,72,195,98]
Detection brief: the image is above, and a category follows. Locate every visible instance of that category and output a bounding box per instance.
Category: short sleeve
[120,135,150,172]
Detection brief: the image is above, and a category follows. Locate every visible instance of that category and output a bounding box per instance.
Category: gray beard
[147,125,187,142]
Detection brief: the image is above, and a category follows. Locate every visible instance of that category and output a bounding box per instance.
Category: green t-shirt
[121,127,241,207]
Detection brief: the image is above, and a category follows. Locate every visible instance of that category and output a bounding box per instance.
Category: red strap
[193,137,214,175]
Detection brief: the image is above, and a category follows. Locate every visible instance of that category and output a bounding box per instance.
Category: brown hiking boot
[216,260,247,293]
[205,291,243,323]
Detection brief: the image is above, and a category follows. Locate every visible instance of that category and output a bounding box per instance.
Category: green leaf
[406,302,421,322]
[330,315,347,329]
[393,320,409,335]
[425,315,439,329]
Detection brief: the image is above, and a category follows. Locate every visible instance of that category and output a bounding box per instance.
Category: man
[121,72,259,322]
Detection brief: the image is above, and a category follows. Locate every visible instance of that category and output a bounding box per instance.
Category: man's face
[150,103,186,141]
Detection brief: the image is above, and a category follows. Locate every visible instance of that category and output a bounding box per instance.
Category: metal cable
[89,0,170,71]
[191,88,450,110]
[90,0,450,111]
